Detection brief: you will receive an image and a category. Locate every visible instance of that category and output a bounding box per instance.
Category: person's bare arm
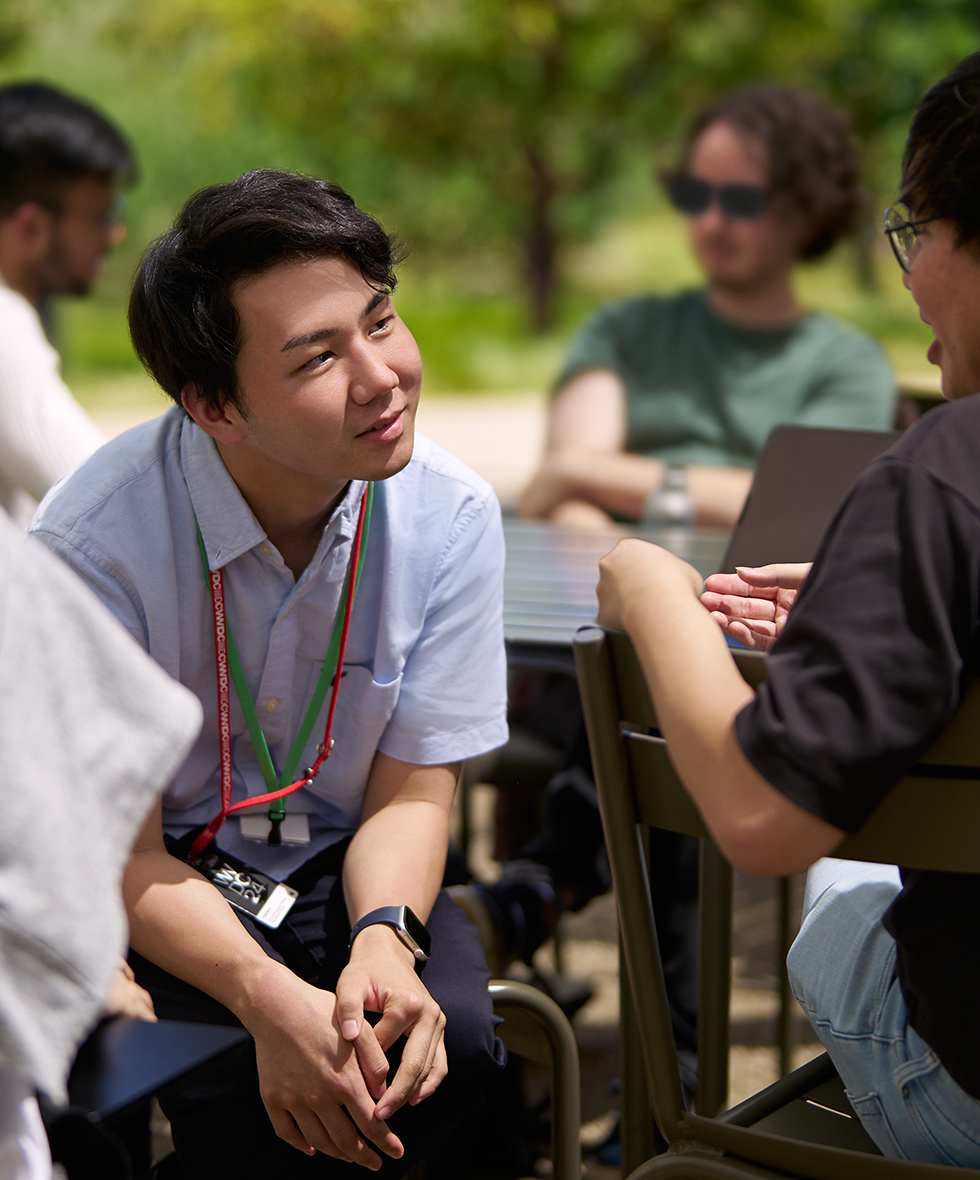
[700,563,812,651]
[519,368,752,529]
[596,540,842,875]
[337,753,459,1121]
[123,798,405,1169]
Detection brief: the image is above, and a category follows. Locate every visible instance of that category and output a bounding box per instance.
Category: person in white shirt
[0,82,134,521]
[0,510,202,1180]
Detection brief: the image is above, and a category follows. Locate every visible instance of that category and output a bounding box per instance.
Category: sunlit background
[3,0,976,420]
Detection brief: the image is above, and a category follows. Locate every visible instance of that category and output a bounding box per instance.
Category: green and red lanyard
[188,482,374,859]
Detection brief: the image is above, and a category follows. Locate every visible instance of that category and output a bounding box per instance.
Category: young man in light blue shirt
[31,170,508,1179]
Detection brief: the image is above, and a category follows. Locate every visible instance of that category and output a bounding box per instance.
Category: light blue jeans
[787,858,980,1164]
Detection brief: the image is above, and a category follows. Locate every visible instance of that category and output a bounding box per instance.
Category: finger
[335,972,366,1042]
[702,572,756,596]
[371,990,426,1054]
[304,1079,402,1167]
[352,1023,391,1102]
[735,562,811,589]
[727,619,777,651]
[411,1032,448,1106]
[702,592,778,621]
[264,1104,317,1158]
[376,1012,445,1119]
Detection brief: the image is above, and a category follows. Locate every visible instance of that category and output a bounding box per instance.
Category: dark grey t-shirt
[736,394,980,1098]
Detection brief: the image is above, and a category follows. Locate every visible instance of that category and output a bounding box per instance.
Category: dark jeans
[131,841,505,1179]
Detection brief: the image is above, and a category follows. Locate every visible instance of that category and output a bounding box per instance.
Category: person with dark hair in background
[30,168,507,1178]
[598,52,980,1162]
[0,81,133,521]
[521,84,895,531]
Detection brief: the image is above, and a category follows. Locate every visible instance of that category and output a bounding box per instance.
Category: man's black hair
[129,169,405,413]
[0,81,136,216]
[679,85,864,261]
[903,52,980,247]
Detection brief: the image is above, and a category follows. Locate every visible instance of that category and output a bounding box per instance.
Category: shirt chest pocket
[303,664,403,806]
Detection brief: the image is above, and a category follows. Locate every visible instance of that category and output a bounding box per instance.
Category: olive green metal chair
[574,624,980,1180]
[489,979,581,1180]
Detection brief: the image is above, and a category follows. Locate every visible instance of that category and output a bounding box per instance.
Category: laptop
[718,423,902,573]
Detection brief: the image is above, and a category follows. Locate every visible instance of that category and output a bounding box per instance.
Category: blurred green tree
[123,0,979,327]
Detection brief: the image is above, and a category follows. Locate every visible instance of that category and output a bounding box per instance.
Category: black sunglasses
[665,175,769,221]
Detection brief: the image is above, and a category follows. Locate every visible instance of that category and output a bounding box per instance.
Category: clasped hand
[700,562,811,650]
[249,929,445,1170]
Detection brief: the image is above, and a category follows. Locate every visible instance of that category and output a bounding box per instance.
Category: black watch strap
[348,905,431,961]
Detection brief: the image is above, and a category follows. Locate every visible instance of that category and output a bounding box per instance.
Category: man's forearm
[123,846,292,1024]
[599,542,842,874]
[521,450,751,528]
[343,799,450,926]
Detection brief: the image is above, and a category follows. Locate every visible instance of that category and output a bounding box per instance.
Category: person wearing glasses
[520,84,895,531]
[598,53,980,1163]
[0,82,133,524]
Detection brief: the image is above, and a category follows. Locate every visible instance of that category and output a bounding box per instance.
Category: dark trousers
[131,842,505,1179]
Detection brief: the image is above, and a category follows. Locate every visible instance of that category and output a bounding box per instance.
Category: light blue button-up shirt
[32,407,508,877]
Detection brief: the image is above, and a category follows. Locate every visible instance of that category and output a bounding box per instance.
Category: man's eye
[303,350,333,371]
[370,315,394,334]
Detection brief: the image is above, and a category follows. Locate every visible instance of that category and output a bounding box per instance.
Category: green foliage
[0,0,966,390]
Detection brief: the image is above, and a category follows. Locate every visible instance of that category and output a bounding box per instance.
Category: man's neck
[215,440,349,579]
[706,278,805,330]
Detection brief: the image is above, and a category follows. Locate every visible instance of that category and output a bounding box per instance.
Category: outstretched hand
[700,563,811,651]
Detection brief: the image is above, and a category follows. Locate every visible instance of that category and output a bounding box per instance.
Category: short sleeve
[794,329,896,431]
[378,489,508,764]
[736,454,980,832]
[554,302,632,390]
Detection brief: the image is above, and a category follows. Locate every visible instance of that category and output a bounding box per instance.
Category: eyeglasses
[883,204,939,272]
[664,174,768,221]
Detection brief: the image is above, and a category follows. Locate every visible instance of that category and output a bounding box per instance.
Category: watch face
[401,906,431,960]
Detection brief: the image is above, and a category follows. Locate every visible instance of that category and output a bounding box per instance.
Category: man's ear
[7,202,54,261]
[181,383,248,445]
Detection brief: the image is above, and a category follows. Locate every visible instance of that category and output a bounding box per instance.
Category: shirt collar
[180,416,365,570]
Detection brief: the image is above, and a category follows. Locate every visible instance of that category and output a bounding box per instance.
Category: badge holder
[166,831,297,929]
[240,811,310,845]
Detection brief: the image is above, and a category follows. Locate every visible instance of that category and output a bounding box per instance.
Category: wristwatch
[348,905,431,961]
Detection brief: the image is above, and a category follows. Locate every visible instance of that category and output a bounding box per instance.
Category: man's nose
[349,344,398,403]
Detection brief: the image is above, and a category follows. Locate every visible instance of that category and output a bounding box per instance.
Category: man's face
[684,120,811,294]
[905,216,980,399]
[226,255,422,490]
[36,175,125,298]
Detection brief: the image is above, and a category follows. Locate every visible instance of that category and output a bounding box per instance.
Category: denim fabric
[788,858,980,1165]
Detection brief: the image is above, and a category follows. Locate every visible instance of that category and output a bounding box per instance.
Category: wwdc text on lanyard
[188,483,374,860]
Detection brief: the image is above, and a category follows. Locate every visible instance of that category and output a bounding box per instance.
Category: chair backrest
[574,624,980,1180]
[719,425,900,574]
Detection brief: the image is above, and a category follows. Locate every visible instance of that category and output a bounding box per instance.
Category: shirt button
[245,742,255,756]
[265,699,279,713]
[260,543,272,556]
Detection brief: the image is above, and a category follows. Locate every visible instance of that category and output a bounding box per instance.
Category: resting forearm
[602,542,842,874]
[343,799,450,925]
[123,847,289,1020]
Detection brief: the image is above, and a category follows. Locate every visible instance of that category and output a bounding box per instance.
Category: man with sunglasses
[0,82,133,523]
[521,84,894,530]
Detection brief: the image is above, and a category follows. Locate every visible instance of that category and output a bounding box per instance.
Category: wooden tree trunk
[525,145,558,333]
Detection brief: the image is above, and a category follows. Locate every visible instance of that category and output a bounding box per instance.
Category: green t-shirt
[557,290,896,468]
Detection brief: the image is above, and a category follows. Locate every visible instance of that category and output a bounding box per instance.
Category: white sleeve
[379,488,509,765]
[0,292,104,503]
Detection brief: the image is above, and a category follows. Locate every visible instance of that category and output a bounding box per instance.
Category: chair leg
[489,979,581,1180]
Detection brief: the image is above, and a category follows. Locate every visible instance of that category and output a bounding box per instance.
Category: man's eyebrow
[280,291,391,353]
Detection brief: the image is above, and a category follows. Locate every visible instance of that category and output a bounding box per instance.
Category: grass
[64,206,936,417]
